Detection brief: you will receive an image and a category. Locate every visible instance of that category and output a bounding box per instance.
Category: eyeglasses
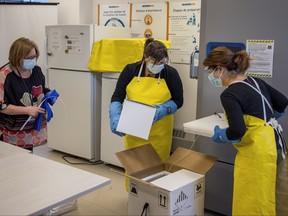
[24,55,37,60]
[147,57,167,65]
[204,66,219,76]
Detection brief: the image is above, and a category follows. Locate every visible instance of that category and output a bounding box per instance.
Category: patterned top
[0,66,50,131]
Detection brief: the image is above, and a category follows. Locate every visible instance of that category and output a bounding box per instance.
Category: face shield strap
[137,62,144,82]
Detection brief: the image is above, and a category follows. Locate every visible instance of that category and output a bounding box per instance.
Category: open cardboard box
[116,144,217,215]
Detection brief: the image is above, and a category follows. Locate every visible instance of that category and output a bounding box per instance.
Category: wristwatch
[167,106,171,114]
[0,102,7,110]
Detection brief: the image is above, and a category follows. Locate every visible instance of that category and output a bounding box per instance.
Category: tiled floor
[33,144,223,216]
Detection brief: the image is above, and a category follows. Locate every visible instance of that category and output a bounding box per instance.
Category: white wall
[49,0,93,24]
[0,4,58,77]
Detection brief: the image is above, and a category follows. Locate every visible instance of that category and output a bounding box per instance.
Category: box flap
[116,144,162,175]
[165,147,217,174]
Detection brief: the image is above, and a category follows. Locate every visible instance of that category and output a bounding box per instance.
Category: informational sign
[131,3,168,39]
[168,1,201,64]
[246,40,275,77]
[99,4,130,27]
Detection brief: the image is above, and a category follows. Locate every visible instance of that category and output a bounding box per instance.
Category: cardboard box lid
[116,144,162,175]
[165,147,217,175]
[116,144,217,176]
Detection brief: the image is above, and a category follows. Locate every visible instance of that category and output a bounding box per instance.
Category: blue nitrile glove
[212,125,241,144]
[153,100,178,124]
[274,109,285,120]
[34,89,59,131]
[109,101,125,137]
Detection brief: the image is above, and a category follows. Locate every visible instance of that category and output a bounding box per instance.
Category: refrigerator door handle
[190,50,199,79]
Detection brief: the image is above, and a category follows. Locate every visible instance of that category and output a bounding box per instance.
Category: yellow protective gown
[232,115,277,215]
[276,154,288,215]
[124,63,173,162]
[229,77,282,215]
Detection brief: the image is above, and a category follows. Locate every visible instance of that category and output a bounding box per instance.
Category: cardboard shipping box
[116,144,217,216]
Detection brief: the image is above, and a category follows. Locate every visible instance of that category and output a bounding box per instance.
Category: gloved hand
[212,125,241,144]
[153,100,177,124]
[109,101,125,137]
[274,109,285,120]
[34,89,59,131]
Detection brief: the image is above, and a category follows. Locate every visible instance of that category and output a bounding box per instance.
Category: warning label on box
[194,181,204,198]
[130,181,138,197]
[173,190,192,215]
[158,191,169,209]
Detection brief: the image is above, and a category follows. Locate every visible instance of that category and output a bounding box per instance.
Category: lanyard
[16,68,34,106]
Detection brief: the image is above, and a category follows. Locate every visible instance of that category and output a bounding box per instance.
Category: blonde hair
[203,46,250,74]
[9,37,39,68]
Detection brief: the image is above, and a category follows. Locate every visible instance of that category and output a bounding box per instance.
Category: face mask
[147,63,164,75]
[207,69,223,87]
[23,58,36,70]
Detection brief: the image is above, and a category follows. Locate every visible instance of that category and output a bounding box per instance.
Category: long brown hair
[203,46,250,74]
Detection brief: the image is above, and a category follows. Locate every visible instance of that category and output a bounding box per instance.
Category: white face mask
[147,63,164,74]
[23,58,36,70]
[208,71,223,87]
[205,66,223,87]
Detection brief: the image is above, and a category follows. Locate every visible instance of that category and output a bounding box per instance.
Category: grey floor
[33,144,223,216]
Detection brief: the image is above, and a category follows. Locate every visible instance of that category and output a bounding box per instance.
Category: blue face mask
[147,63,164,75]
[23,58,36,70]
[206,67,223,87]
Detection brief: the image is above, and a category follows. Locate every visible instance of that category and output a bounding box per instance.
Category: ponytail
[203,46,250,74]
[233,51,250,74]
[142,38,155,61]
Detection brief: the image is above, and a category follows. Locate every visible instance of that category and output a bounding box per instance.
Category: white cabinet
[101,73,124,167]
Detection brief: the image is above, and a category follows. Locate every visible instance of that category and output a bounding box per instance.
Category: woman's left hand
[26,106,45,117]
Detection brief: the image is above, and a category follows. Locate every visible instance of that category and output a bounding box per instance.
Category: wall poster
[98,4,130,27]
[131,3,168,40]
[168,1,201,64]
[246,40,274,77]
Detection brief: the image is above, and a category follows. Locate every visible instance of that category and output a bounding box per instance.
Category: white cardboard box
[116,144,217,216]
[116,99,156,140]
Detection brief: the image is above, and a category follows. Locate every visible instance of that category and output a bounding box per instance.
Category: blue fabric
[274,110,284,120]
[153,100,177,124]
[34,89,59,131]
[212,125,241,143]
[109,101,125,137]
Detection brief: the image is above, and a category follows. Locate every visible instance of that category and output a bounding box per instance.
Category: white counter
[183,113,228,137]
[0,142,110,215]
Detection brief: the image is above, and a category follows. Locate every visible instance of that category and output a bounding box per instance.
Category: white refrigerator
[100,72,124,167]
[45,24,131,161]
